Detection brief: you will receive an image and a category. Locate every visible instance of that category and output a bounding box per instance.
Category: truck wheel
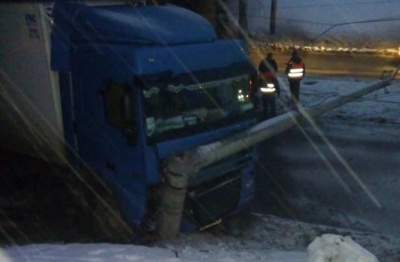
[92,195,135,242]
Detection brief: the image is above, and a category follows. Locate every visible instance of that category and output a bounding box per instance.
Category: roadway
[249,50,400,79]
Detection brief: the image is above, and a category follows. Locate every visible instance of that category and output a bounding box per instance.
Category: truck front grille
[184,172,241,228]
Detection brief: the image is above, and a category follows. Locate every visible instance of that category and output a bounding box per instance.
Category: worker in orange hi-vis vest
[285,49,305,107]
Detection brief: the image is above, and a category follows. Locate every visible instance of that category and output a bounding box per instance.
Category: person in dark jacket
[285,49,305,106]
[256,52,280,120]
[259,52,278,73]
[258,52,280,95]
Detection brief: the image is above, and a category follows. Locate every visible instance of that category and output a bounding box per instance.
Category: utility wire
[313,17,400,41]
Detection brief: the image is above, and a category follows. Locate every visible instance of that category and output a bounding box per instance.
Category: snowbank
[0,249,11,262]
[307,234,378,262]
[0,233,381,262]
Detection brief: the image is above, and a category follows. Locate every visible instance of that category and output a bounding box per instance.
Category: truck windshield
[141,68,255,143]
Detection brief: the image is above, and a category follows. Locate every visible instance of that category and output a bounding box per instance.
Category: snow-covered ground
[260,74,400,234]
[3,212,399,261]
[1,75,400,261]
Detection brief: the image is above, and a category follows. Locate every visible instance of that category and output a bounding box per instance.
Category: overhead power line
[313,17,400,40]
[276,18,332,26]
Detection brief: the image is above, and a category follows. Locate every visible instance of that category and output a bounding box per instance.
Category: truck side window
[103,80,137,143]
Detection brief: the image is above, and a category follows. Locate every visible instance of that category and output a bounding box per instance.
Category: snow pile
[0,249,11,262]
[307,234,378,262]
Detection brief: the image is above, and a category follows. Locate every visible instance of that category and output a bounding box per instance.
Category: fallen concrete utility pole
[158,67,399,238]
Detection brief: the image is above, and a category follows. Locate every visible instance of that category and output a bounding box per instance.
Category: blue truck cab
[51,1,257,233]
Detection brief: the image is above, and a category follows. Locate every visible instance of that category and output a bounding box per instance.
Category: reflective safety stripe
[288,68,304,79]
[260,87,276,93]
